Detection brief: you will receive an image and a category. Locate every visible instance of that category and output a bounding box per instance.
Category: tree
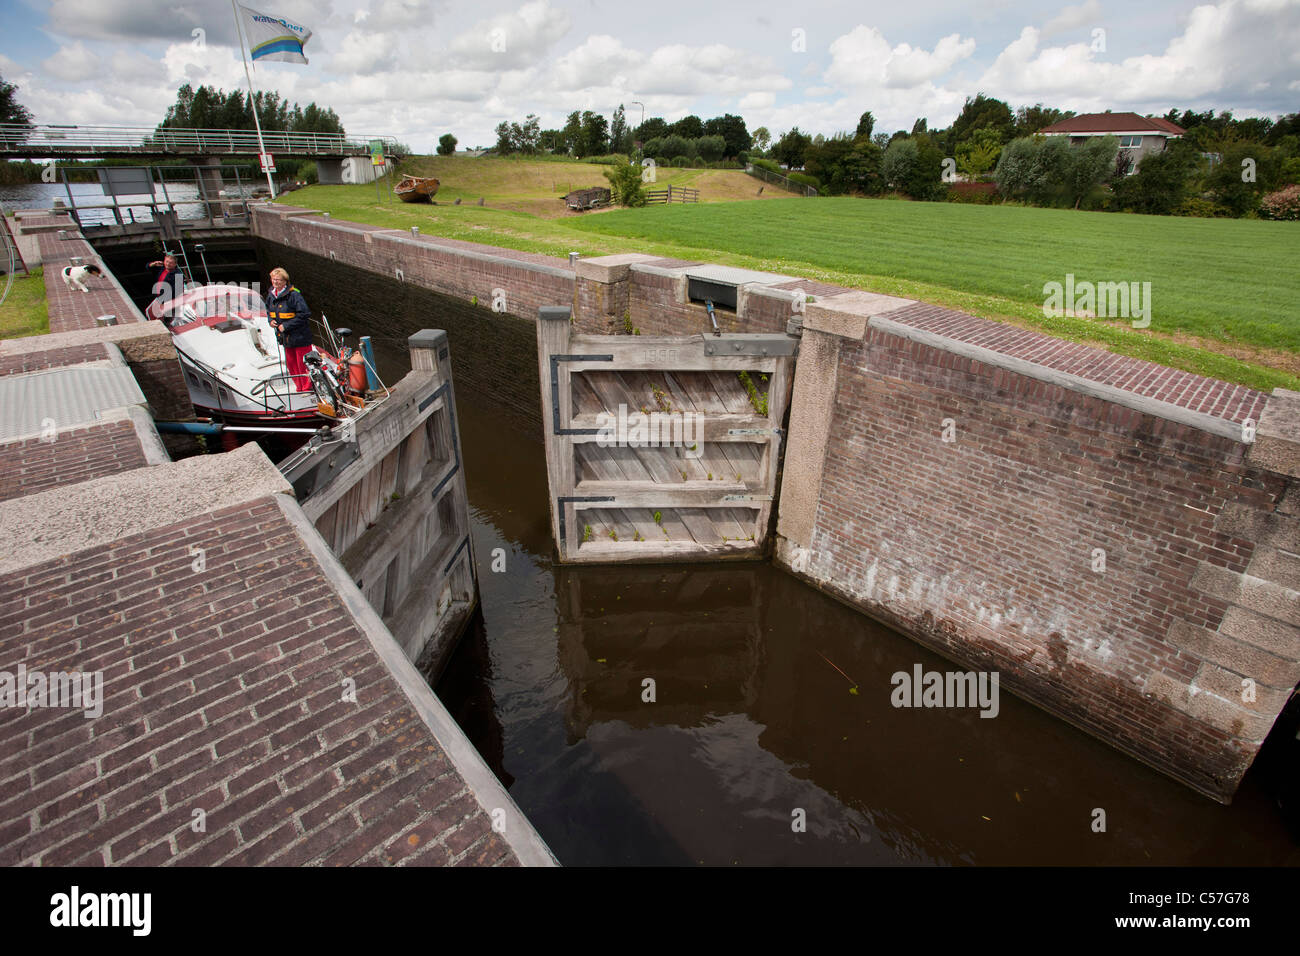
[0,74,34,127]
[805,133,884,195]
[773,127,812,169]
[561,111,583,155]
[951,93,1014,145]
[515,113,541,154]
[703,113,751,157]
[1062,136,1119,208]
[668,114,703,139]
[696,134,726,162]
[1014,104,1072,138]
[1111,140,1201,214]
[883,138,918,189]
[604,162,646,207]
[636,117,668,143]
[1207,142,1282,215]
[855,111,875,141]
[494,121,514,154]
[610,104,630,154]
[955,126,1003,180]
[911,117,928,136]
[657,134,692,160]
[751,126,771,153]
[578,111,609,157]
[437,133,458,156]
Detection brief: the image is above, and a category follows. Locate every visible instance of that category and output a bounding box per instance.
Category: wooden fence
[644,185,700,204]
[536,306,797,564]
[744,164,818,196]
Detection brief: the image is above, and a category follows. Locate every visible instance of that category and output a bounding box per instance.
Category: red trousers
[284,345,312,392]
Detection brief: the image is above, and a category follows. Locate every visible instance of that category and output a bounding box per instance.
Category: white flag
[240,6,312,64]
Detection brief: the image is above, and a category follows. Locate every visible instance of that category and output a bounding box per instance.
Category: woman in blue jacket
[265,267,313,392]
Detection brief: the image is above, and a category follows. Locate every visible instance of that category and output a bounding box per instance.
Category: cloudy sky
[1,0,1297,151]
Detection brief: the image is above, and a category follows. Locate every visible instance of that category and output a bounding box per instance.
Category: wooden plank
[677,507,722,545]
[631,445,685,484]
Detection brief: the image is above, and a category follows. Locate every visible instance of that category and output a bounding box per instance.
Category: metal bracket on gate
[727,427,782,437]
[556,495,616,549]
[722,494,774,502]
[550,354,614,435]
[701,334,798,357]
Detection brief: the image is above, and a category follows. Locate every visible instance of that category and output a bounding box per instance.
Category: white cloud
[826,26,975,90]
[446,0,571,70]
[979,0,1300,112]
[1042,0,1103,37]
[41,43,102,83]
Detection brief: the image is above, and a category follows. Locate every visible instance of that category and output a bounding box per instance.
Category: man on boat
[265,267,313,392]
[147,253,185,322]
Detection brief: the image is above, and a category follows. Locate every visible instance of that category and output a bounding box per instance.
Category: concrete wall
[775,297,1299,803]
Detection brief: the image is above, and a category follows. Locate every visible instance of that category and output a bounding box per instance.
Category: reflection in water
[253,240,1297,866]
[439,382,1296,867]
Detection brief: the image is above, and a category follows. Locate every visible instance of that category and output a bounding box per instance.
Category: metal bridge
[0,124,400,160]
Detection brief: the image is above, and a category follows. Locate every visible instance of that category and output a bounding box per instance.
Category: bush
[696,134,726,162]
[1259,184,1300,220]
[749,157,782,175]
[946,182,997,204]
[669,155,692,168]
[295,160,317,184]
[882,138,918,190]
[587,154,630,166]
[786,171,820,190]
[1175,196,1234,218]
[603,162,646,207]
[641,137,664,159]
[659,135,694,160]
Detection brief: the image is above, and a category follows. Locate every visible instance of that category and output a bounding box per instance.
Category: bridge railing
[0,124,399,156]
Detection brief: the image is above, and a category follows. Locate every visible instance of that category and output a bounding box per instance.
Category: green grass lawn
[0,267,49,339]
[280,162,1300,392]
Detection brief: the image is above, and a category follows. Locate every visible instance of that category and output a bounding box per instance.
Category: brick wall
[0,495,519,866]
[0,420,149,503]
[777,309,1299,802]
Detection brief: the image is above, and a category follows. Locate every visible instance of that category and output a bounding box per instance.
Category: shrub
[786,171,820,190]
[669,155,692,168]
[587,153,630,166]
[659,134,694,160]
[749,157,782,175]
[946,182,997,203]
[295,160,317,184]
[696,134,727,162]
[882,138,918,190]
[1174,196,1233,218]
[641,137,664,159]
[603,162,646,207]
[1259,184,1300,220]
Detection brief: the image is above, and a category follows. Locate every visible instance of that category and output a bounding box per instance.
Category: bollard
[568,252,579,266]
[95,315,118,328]
[411,226,419,236]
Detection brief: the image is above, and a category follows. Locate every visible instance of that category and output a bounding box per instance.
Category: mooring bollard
[95,315,118,328]
[568,252,579,267]
[411,226,419,236]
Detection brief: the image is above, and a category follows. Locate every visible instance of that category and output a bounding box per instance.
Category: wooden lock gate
[537,306,797,563]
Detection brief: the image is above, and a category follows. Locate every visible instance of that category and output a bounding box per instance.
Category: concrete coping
[629,261,697,280]
[408,329,448,351]
[803,291,918,340]
[869,314,1252,442]
[574,253,659,284]
[539,306,572,322]
[372,230,575,280]
[0,320,176,364]
[0,442,291,576]
[1249,388,1300,478]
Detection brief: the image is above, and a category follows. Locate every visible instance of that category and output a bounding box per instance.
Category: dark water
[256,239,1299,867]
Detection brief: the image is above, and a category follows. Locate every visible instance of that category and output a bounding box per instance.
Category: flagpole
[232,0,277,198]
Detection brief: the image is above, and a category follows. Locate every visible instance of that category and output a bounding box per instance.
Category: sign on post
[369,140,385,167]
[259,153,276,173]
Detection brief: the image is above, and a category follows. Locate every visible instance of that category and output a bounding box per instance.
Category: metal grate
[0,365,146,441]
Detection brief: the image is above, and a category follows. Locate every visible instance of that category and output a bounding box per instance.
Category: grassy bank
[278,158,1299,392]
[0,267,49,339]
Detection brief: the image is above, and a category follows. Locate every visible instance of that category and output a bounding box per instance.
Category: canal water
[253,239,1297,865]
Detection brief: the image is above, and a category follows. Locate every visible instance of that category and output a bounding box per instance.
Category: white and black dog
[61,263,103,293]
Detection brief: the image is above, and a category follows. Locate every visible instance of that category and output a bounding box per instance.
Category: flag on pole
[239,6,313,64]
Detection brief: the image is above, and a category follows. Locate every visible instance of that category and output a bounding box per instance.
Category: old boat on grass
[394,175,440,203]
[147,283,382,428]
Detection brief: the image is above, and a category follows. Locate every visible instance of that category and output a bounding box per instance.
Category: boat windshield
[193,289,264,320]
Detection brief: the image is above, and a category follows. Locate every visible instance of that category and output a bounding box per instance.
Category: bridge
[0,124,401,161]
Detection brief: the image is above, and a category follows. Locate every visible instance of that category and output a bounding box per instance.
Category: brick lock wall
[795,325,1294,800]
[256,239,545,437]
[0,421,148,503]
